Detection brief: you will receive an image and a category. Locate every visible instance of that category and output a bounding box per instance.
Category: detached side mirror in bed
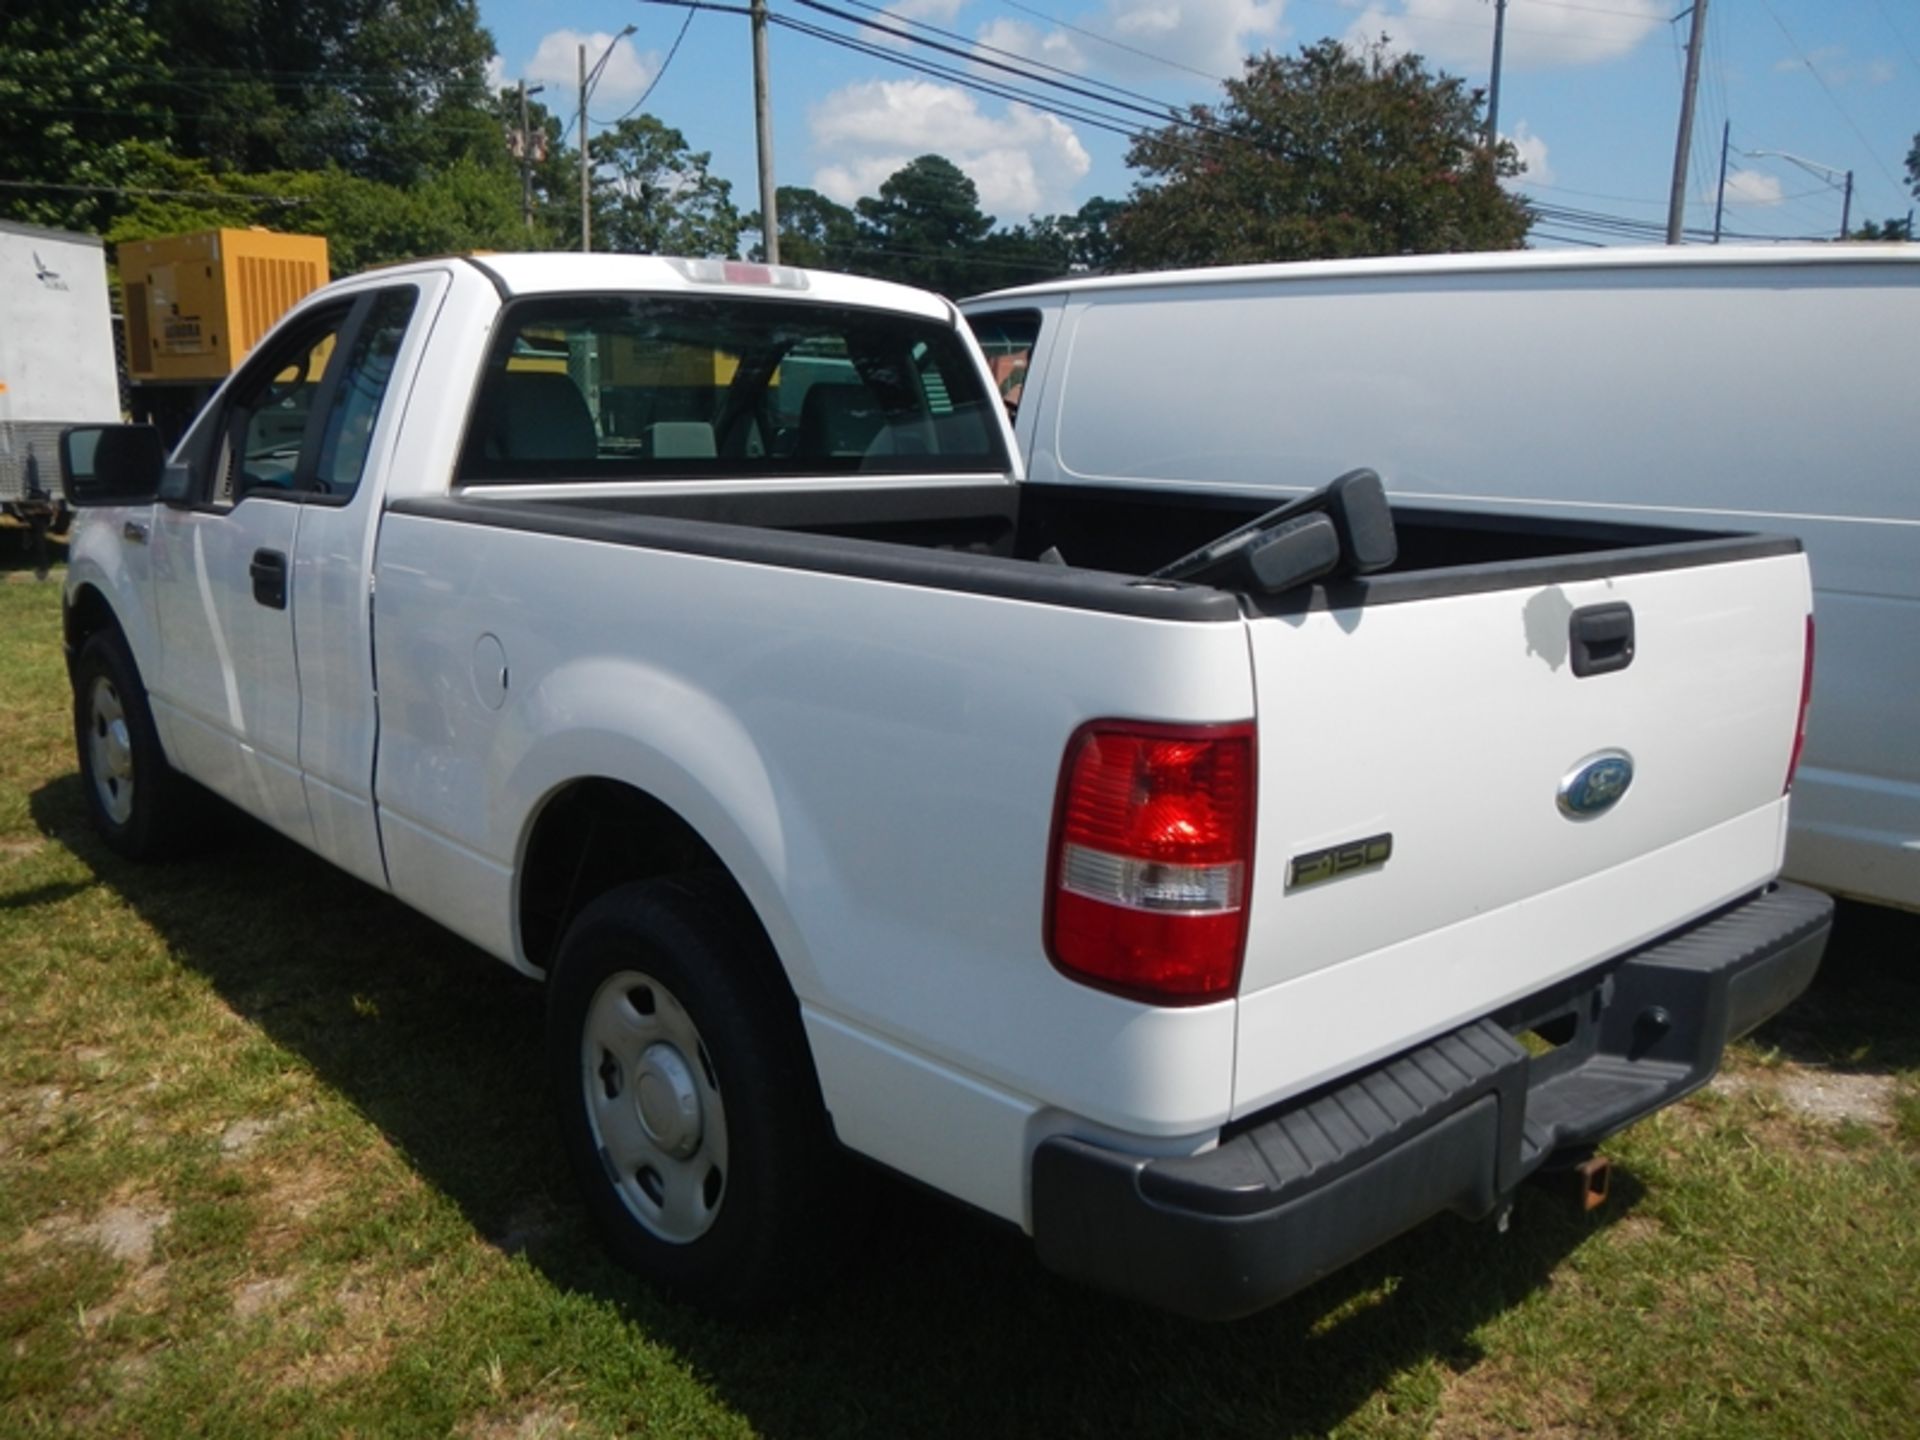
[1323,468,1397,575]
[60,425,166,507]
[1232,512,1343,594]
[1152,466,1398,596]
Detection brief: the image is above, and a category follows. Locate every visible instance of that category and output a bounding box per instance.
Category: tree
[0,1,173,232]
[1848,216,1913,242]
[0,0,520,252]
[751,186,861,268]
[987,196,1127,282]
[131,0,500,187]
[1115,38,1531,269]
[854,155,995,296]
[589,116,742,258]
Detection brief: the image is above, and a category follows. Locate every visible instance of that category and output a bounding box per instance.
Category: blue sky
[478,0,1920,246]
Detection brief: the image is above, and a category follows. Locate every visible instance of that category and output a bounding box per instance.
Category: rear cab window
[458,296,1010,482]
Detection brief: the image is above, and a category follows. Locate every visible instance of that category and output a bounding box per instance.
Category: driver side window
[211,306,351,508]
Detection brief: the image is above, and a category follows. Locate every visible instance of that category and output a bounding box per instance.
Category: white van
[963,246,1920,913]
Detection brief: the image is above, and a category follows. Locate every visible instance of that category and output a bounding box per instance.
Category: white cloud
[1504,120,1553,187]
[810,79,1093,217]
[523,30,659,114]
[1097,0,1285,80]
[485,54,507,93]
[1720,169,1784,207]
[975,17,1089,74]
[1346,0,1662,72]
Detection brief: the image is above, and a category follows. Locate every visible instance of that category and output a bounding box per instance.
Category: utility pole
[752,0,780,263]
[1666,0,1708,245]
[1839,170,1854,240]
[516,81,545,235]
[1712,119,1729,243]
[579,44,590,253]
[578,27,637,255]
[1485,0,1508,151]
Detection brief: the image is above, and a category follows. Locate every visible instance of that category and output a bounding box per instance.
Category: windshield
[459,295,1009,482]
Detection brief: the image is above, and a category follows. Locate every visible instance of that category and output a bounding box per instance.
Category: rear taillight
[1786,615,1814,794]
[1046,720,1255,1004]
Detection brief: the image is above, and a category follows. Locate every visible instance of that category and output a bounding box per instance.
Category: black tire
[546,873,841,1312]
[71,629,199,860]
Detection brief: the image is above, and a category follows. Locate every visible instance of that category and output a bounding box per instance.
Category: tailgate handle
[1571,603,1634,677]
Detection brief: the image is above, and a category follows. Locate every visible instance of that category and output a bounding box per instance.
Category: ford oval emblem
[1558,751,1634,819]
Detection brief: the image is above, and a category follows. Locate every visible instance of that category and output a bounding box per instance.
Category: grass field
[2,546,1917,1439]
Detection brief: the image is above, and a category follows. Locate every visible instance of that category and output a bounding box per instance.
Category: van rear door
[1232,538,1812,1118]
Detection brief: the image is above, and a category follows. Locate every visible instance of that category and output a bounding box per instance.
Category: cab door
[146,300,357,844]
[289,280,438,887]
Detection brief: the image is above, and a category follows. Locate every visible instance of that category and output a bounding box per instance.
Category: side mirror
[1222,512,1343,595]
[60,425,165,507]
[1152,466,1399,595]
[1322,468,1397,575]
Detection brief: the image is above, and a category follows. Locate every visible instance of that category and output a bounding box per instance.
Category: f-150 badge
[1288,833,1393,890]
[1559,751,1633,819]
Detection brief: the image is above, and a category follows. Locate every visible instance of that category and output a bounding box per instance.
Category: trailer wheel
[72,630,196,859]
[546,873,839,1312]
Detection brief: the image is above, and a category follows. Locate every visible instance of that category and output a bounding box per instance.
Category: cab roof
[453,253,959,323]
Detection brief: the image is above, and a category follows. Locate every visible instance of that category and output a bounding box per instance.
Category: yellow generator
[118,228,329,439]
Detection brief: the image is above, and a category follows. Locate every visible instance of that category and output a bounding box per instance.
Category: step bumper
[1030,882,1833,1320]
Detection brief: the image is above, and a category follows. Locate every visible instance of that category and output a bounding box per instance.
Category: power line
[1756,0,1906,193]
[834,0,1189,117]
[595,7,698,126]
[992,0,1227,84]
[0,177,310,205]
[1528,198,1831,243]
[631,0,1229,162]
[1866,0,1920,75]
[786,0,1196,133]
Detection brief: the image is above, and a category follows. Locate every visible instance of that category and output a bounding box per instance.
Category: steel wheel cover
[581,968,729,1244]
[87,676,135,826]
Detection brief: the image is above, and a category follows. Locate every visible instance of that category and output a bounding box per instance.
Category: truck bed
[394,479,1796,616]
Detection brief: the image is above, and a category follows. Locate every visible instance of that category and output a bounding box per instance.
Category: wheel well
[65,584,120,658]
[518,779,731,972]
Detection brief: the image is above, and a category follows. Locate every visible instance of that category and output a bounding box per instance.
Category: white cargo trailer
[0,221,122,522]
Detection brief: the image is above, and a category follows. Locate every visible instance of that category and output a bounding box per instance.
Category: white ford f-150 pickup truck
[60,254,1830,1320]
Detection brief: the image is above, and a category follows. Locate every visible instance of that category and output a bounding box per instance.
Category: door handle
[249,548,288,611]
[123,520,149,544]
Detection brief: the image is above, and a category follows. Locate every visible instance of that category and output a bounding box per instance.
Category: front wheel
[71,630,197,859]
[546,874,841,1312]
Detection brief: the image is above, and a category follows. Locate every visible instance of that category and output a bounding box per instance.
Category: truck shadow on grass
[34,772,1677,1438]
[0,527,64,580]
[1747,899,1920,1076]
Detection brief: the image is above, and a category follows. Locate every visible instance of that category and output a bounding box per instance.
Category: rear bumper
[1030,882,1832,1320]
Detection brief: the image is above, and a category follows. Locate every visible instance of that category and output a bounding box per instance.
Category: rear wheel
[546,873,840,1312]
[72,630,197,859]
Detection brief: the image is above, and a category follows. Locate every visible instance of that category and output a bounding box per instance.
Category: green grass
[3,544,1918,1438]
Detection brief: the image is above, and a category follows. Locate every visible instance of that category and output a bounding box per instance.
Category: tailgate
[1233,545,1811,1117]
